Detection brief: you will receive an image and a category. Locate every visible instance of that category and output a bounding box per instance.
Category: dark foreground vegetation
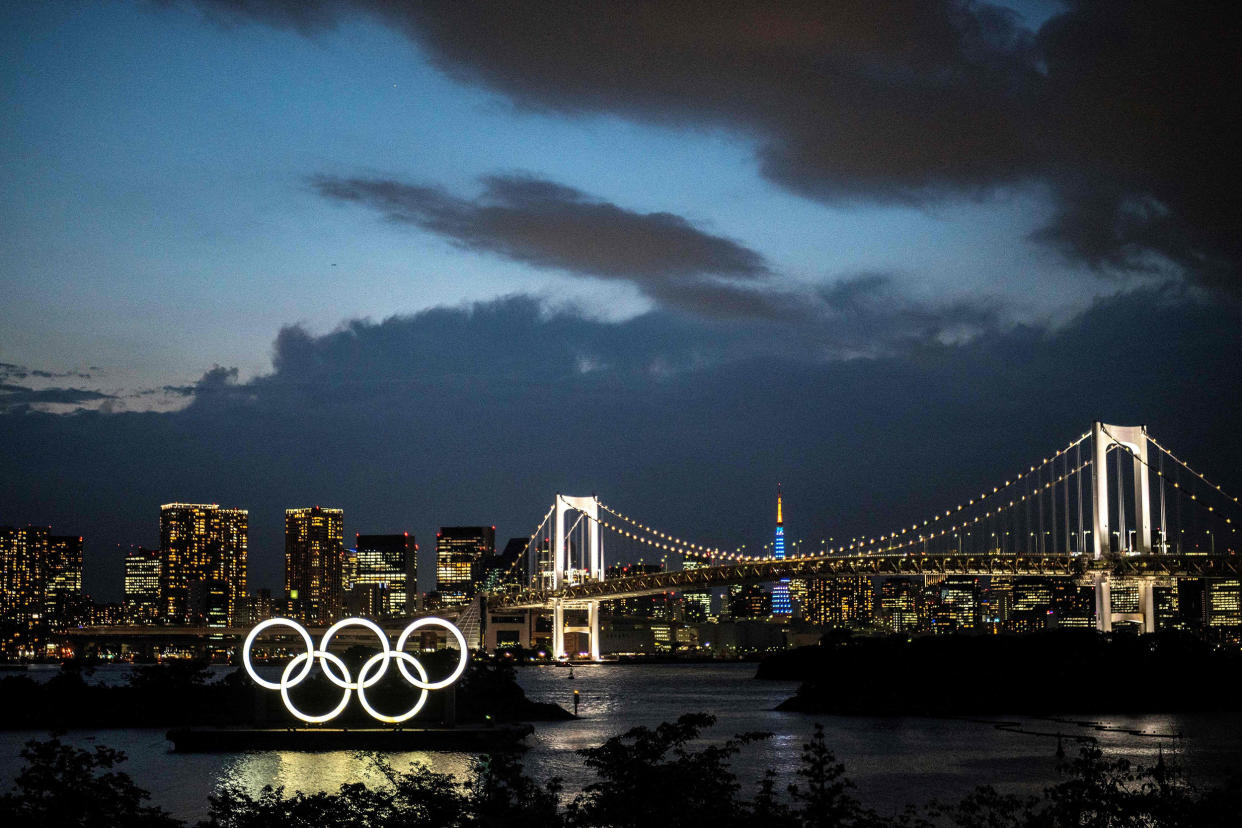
[0,655,570,729]
[3,713,1241,827]
[761,630,1242,714]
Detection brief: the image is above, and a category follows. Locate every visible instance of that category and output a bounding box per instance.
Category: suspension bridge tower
[1090,421,1158,633]
[550,494,604,661]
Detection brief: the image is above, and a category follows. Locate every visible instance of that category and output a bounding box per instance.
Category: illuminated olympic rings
[242,616,468,724]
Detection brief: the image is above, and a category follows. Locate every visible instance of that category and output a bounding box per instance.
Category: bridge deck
[492,553,1240,608]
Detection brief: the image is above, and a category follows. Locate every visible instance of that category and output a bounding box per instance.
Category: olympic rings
[242,616,468,724]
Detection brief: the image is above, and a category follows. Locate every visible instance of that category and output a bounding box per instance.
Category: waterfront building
[879,578,920,632]
[771,485,791,617]
[1,525,86,653]
[236,588,273,626]
[285,506,344,625]
[929,575,979,633]
[353,533,413,617]
[435,525,495,605]
[729,583,771,619]
[1153,585,1180,630]
[982,577,1013,632]
[1050,580,1096,629]
[1205,578,1241,630]
[804,576,874,628]
[160,503,248,625]
[123,546,162,624]
[44,535,84,628]
[681,559,713,622]
[1010,576,1052,633]
[188,579,229,627]
[1,526,48,656]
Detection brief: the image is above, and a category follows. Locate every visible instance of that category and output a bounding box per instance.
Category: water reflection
[2,662,1240,824]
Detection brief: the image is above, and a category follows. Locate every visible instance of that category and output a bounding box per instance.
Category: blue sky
[3,1,1239,597]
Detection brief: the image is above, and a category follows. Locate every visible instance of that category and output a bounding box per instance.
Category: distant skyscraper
[124,546,162,623]
[1,526,49,655]
[681,559,713,622]
[159,503,248,625]
[932,576,980,633]
[1206,578,1241,631]
[771,485,791,617]
[435,526,495,605]
[880,578,920,632]
[354,533,413,617]
[805,576,874,628]
[285,506,344,625]
[729,583,771,619]
[0,526,85,653]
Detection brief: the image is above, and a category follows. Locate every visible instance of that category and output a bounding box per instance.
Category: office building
[353,533,413,617]
[160,503,248,625]
[804,576,874,628]
[1206,578,1241,630]
[681,559,713,622]
[44,535,84,627]
[123,546,162,624]
[879,578,920,632]
[285,506,344,625]
[435,525,495,605]
[1010,576,1052,633]
[729,583,771,619]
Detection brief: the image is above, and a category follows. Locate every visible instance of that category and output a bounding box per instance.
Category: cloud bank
[165,0,1242,291]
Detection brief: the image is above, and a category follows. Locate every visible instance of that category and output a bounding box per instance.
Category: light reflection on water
[2,662,1241,823]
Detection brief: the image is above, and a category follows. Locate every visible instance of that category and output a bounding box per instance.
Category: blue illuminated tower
[772,484,791,616]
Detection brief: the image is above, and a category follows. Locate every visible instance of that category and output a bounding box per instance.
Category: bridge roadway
[492,552,1241,609]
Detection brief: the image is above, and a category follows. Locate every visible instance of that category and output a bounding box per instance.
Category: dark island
[761,629,1242,715]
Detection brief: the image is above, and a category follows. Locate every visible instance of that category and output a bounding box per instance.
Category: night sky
[3,1,1240,600]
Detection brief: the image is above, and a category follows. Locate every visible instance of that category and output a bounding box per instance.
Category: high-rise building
[1050,580,1095,629]
[353,533,414,617]
[123,546,162,624]
[729,583,771,619]
[160,503,248,625]
[1,526,49,656]
[1010,576,1052,633]
[805,576,874,628]
[931,576,980,633]
[681,559,713,623]
[1205,579,1241,631]
[285,506,344,625]
[879,578,920,632]
[771,485,791,617]
[44,535,84,627]
[0,526,86,652]
[435,525,495,605]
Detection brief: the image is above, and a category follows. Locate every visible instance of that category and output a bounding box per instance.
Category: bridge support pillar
[1138,579,1157,634]
[1094,574,1112,633]
[588,600,601,662]
[552,600,565,660]
[1094,574,1159,633]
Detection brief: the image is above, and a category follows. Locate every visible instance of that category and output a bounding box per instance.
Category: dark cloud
[0,383,115,411]
[3,287,1239,600]
[167,0,1242,290]
[314,173,779,319]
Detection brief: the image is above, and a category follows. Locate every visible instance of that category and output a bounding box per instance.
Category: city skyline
[4,3,1242,610]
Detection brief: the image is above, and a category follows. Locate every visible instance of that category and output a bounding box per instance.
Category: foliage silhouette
[4,714,1242,827]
